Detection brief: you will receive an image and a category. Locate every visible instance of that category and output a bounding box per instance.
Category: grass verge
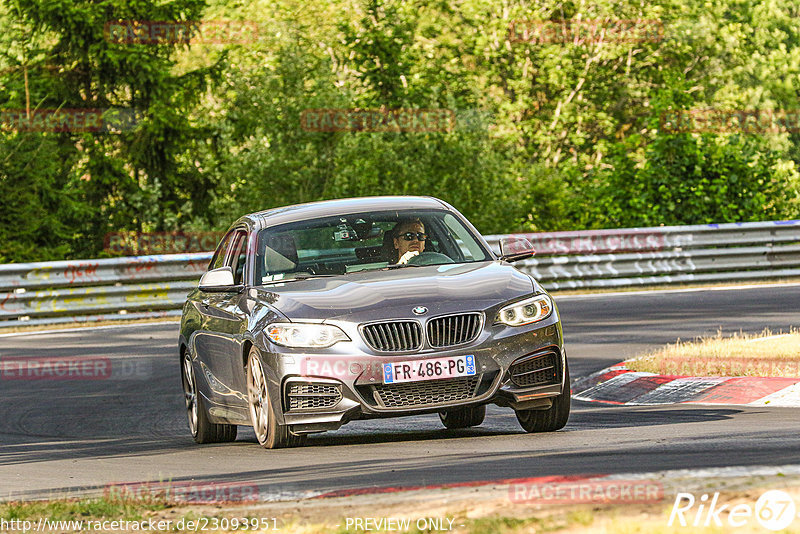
[0,495,169,523]
[626,328,800,377]
[3,476,799,533]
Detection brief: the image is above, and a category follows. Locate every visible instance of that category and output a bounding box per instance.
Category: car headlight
[266,323,350,348]
[496,294,554,326]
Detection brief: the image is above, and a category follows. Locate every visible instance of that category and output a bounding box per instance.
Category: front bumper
[264,316,566,433]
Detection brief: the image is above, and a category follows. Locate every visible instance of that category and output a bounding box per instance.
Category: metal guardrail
[1,220,798,327]
[0,254,211,327]
[484,219,800,289]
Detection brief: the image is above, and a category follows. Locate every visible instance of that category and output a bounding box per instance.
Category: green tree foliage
[1,0,799,262]
[0,0,218,260]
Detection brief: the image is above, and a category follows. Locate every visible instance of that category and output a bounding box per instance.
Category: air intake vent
[372,375,481,408]
[286,382,342,410]
[426,313,482,348]
[509,351,559,387]
[362,321,422,352]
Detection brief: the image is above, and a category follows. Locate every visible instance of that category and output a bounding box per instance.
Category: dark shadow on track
[565,406,746,430]
[0,436,192,467]
[19,429,800,503]
[0,405,747,465]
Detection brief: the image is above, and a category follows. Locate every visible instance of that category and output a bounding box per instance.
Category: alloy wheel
[247,353,270,444]
[182,354,198,436]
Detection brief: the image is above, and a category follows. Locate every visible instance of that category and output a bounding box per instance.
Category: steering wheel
[407,252,455,266]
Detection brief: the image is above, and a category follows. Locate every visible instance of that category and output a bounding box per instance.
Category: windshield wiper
[383,263,421,270]
[261,272,339,285]
[291,272,339,279]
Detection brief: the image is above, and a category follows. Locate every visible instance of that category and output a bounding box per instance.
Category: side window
[227,230,248,285]
[443,214,481,261]
[210,231,236,271]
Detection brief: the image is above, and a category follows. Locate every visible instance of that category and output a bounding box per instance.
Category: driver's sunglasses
[400,232,428,241]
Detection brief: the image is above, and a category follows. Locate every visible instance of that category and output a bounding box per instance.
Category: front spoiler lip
[353,370,500,414]
[281,376,564,427]
[274,318,564,425]
[496,382,563,404]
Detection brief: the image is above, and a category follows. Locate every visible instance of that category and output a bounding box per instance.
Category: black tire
[181,351,238,444]
[246,347,305,449]
[439,405,486,429]
[515,361,571,433]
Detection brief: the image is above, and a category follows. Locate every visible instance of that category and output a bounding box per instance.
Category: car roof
[243,196,451,229]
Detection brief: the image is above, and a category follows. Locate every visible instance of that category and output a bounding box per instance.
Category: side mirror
[199,266,240,292]
[499,236,536,263]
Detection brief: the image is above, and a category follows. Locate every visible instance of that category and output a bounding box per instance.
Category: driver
[392,218,427,264]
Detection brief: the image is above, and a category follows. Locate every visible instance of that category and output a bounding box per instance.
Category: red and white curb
[572,364,800,407]
[141,464,800,503]
[17,465,800,505]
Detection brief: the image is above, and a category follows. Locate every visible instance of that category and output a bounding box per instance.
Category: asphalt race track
[1,284,800,501]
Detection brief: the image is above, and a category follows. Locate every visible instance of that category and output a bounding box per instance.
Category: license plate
[383,355,476,384]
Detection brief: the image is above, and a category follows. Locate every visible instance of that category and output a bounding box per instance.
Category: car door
[193,227,250,409]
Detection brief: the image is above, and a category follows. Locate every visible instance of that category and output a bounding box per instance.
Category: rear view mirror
[199,266,238,291]
[499,236,536,263]
[334,218,382,241]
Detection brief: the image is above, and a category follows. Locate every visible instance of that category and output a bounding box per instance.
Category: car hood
[252,261,534,323]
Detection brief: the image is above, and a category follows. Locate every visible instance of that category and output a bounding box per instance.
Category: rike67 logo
[669,490,798,531]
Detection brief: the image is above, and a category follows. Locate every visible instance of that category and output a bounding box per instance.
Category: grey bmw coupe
[179,196,569,448]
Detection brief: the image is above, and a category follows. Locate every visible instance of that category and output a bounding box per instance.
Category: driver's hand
[398,251,419,264]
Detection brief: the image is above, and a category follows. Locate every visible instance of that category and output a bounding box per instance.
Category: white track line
[3,282,799,335]
[750,383,800,407]
[554,282,800,300]
[746,334,792,342]
[602,464,800,481]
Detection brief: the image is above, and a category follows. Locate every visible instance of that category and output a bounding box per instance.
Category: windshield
[255,209,492,284]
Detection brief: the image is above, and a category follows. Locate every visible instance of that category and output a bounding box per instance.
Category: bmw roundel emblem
[412,306,428,315]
